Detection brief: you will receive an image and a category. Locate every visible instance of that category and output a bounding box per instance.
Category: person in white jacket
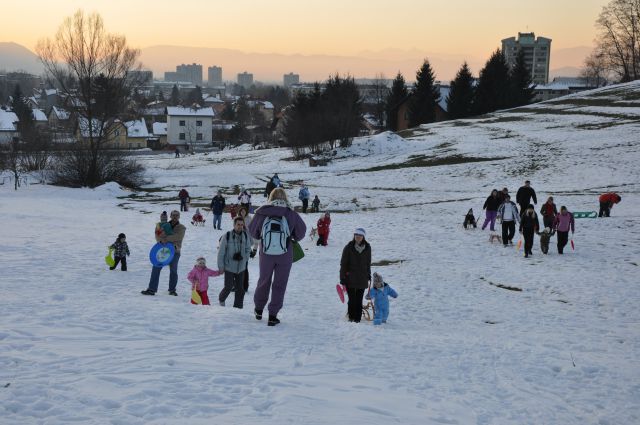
[497,194,520,246]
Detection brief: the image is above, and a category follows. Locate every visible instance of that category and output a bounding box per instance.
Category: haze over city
[0,0,608,82]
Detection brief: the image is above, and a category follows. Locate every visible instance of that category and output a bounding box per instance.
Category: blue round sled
[149,242,175,267]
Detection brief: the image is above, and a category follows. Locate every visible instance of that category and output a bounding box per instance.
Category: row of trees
[385,48,534,130]
[283,75,361,155]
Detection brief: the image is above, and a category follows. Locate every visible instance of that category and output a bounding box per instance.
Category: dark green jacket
[340,240,371,289]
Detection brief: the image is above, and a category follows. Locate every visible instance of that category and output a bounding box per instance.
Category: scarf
[270,199,290,208]
[354,242,366,254]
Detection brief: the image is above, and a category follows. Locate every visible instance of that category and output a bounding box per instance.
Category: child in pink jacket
[187,256,222,305]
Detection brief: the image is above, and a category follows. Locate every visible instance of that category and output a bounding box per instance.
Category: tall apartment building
[237,72,254,88]
[501,32,552,85]
[283,72,300,87]
[176,63,203,86]
[208,66,223,86]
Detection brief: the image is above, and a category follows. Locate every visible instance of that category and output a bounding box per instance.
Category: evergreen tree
[473,49,510,115]
[11,85,34,139]
[385,72,409,131]
[446,62,476,119]
[322,74,362,148]
[187,86,203,106]
[158,91,165,102]
[170,84,181,106]
[408,59,441,127]
[508,50,535,107]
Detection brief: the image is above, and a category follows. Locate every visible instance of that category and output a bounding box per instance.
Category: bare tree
[371,73,388,129]
[581,50,609,87]
[595,0,640,82]
[36,10,145,187]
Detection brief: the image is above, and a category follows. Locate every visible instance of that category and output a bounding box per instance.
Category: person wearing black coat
[340,228,372,323]
[482,189,501,231]
[516,180,537,215]
[519,204,540,258]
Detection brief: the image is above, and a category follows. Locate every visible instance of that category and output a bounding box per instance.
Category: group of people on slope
[138,184,396,326]
[478,180,577,257]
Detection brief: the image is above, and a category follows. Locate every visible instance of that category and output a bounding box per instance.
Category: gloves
[250,249,257,259]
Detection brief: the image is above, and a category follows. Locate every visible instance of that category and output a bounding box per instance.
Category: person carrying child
[370,272,398,326]
[155,211,173,237]
[109,233,130,271]
[187,256,222,305]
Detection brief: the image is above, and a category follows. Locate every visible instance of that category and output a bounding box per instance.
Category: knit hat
[373,272,383,288]
[118,233,126,239]
[196,256,206,266]
[170,210,180,219]
[354,227,366,237]
[160,211,168,222]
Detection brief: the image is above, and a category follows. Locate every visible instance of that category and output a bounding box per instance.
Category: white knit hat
[354,227,366,237]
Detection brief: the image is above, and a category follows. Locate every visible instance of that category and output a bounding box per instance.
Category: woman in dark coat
[339,228,372,323]
[482,189,501,231]
[519,204,540,258]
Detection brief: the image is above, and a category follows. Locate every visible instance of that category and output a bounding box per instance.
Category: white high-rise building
[208,66,223,86]
[237,72,254,88]
[176,63,203,86]
[283,72,300,87]
[502,32,552,85]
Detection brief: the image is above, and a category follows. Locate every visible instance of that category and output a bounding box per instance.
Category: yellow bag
[105,247,115,267]
[191,287,202,304]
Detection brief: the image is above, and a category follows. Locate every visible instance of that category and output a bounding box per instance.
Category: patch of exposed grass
[355,155,507,172]
[371,259,405,266]
[480,115,530,124]
[370,187,421,192]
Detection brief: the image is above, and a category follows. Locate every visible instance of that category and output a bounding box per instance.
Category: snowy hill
[1,82,639,424]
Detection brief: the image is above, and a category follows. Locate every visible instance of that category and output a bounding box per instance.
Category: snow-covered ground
[2,82,640,424]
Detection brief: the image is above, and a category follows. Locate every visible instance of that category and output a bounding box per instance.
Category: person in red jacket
[316,212,331,246]
[599,192,621,217]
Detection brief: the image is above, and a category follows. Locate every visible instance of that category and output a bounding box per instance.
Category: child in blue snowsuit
[370,272,398,325]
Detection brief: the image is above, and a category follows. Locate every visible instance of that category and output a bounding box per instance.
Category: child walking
[109,233,130,271]
[370,272,398,325]
[187,256,222,305]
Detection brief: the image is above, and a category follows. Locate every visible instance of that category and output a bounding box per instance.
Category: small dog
[463,208,477,229]
[309,227,318,241]
[539,227,555,254]
[488,232,502,243]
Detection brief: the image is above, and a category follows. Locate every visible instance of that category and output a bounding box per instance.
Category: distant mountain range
[0,42,591,84]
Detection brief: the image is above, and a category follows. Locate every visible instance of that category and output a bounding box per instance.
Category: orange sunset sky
[1,0,609,82]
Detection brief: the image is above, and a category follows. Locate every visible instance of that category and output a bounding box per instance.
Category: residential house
[152,122,168,148]
[48,106,71,131]
[533,77,597,102]
[166,106,214,147]
[76,117,126,148]
[124,119,150,149]
[247,100,274,124]
[32,108,48,130]
[0,109,19,144]
[394,85,450,131]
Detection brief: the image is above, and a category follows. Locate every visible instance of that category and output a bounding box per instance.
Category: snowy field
[2,82,640,424]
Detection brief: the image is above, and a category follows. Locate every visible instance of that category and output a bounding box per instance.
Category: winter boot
[141,289,156,296]
[254,309,263,320]
[267,315,280,326]
[168,290,178,296]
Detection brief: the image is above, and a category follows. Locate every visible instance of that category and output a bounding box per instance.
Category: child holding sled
[369,272,398,325]
[109,233,130,271]
[187,256,222,305]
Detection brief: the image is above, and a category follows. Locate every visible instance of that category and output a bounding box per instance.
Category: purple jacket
[248,204,307,258]
[553,212,575,233]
